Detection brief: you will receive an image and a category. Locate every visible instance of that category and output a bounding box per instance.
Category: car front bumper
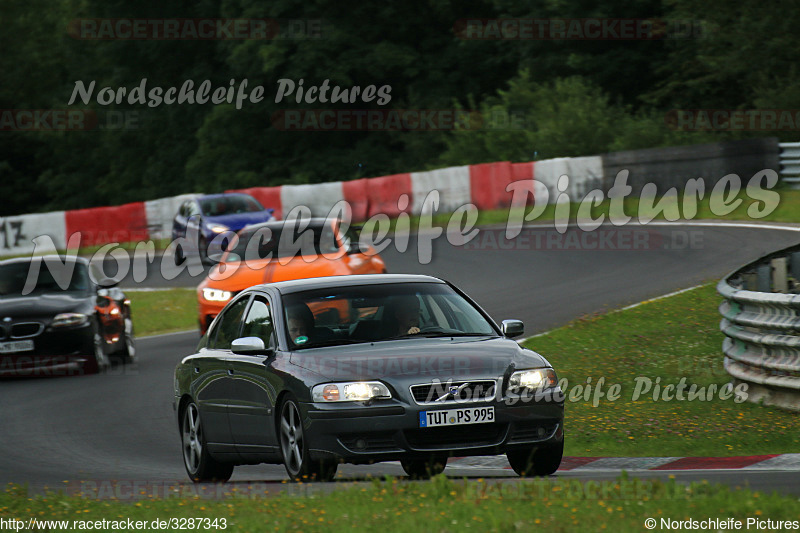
[301,396,564,463]
[0,323,94,377]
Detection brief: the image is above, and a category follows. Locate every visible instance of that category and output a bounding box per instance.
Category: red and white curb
[441,454,800,471]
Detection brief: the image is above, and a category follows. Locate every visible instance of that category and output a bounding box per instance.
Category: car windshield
[282,282,497,350]
[199,195,263,216]
[0,261,91,298]
[226,223,340,261]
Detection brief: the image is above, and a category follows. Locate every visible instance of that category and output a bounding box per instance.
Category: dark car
[0,256,135,377]
[171,193,275,264]
[174,274,564,482]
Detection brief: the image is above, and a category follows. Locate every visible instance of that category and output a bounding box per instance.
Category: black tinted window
[209,297,249,350]
[0,260,91,297]
[241,297,275,348]
[227,223,339,261]
[199,195,263,216]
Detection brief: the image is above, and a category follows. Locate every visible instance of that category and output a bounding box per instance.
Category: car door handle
[193,367,200,374]
[227,369,234,376]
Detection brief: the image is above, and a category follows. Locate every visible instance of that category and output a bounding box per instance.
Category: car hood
[290,336,551,382]
[204,211,273,231]
[0,293,90,318]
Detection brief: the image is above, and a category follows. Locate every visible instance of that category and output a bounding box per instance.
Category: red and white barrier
[363,173,413,219]
[65,202,148,249]
[534,156,603,202]
[281,182,346,218]
[411,165,472,214]
[0,211,67,255]
[1,156,610,257]
[145,193,202,241]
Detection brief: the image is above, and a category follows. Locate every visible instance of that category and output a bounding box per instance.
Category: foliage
[2,0,798,214]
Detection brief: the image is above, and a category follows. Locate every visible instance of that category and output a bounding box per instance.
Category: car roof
[0,255,88,267]
[197,192,254,201]
[254,274,446,294]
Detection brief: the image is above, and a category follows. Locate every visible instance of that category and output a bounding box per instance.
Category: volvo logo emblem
[435,382,470,402]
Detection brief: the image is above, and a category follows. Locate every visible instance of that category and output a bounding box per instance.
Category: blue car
[172,193,275,264]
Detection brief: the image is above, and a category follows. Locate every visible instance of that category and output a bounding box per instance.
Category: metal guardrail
[779,142,800,186]
[718,244,800,411]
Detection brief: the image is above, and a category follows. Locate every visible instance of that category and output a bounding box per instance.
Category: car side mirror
[501,319,524,339]
[232,336,274,356]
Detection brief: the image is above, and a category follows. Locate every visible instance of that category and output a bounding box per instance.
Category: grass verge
[524,283,800,457]
[2,475,798,531]
[128,288,197,337]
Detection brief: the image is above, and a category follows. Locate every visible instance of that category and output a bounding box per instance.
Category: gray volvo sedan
[174,274,564,482]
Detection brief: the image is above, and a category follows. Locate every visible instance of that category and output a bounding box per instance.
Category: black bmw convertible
[174,274,564,482]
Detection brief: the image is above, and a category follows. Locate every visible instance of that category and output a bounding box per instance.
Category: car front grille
[0,325,6,341]
[404,423,507,450]
[11,322,45,339]
[508,420,559,443]
[339,432,402,453]
[410,380,498,405]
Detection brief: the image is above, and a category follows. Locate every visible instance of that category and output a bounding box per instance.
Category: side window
[208,297,249,350]
[241,297,275,348]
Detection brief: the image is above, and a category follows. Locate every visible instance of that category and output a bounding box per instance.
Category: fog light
[355,439,366,450]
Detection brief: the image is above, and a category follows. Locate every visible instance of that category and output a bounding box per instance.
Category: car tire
[507,441,564,477]
[198,235,211,266]
[181,401,234,483]
[401,454,448,479]
[174,243,186,266]
[82,321,110,375]
[114,316,136,364]
[279,395,338,482]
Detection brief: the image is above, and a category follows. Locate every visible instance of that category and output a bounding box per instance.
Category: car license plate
[419,406,495,428]
[0,340,34,354]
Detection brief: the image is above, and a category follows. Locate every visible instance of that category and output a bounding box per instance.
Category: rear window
[227,223,340,261]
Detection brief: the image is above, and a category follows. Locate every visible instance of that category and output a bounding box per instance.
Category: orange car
[196,218,386,334]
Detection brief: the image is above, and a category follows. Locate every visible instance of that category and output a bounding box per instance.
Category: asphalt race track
[2,223,800,496]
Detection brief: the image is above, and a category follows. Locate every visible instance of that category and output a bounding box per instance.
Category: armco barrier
[227,186,283,220]
[718,243,800,411]
[779,142,800,188]
[65,202,148,248]
[0,211,67,255]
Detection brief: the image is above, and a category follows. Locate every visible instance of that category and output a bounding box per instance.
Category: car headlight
[207,224,229,234]
[508,368,558,391]
[202,288,232,302]
[312,382,392,402]
[51,313,89,328]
